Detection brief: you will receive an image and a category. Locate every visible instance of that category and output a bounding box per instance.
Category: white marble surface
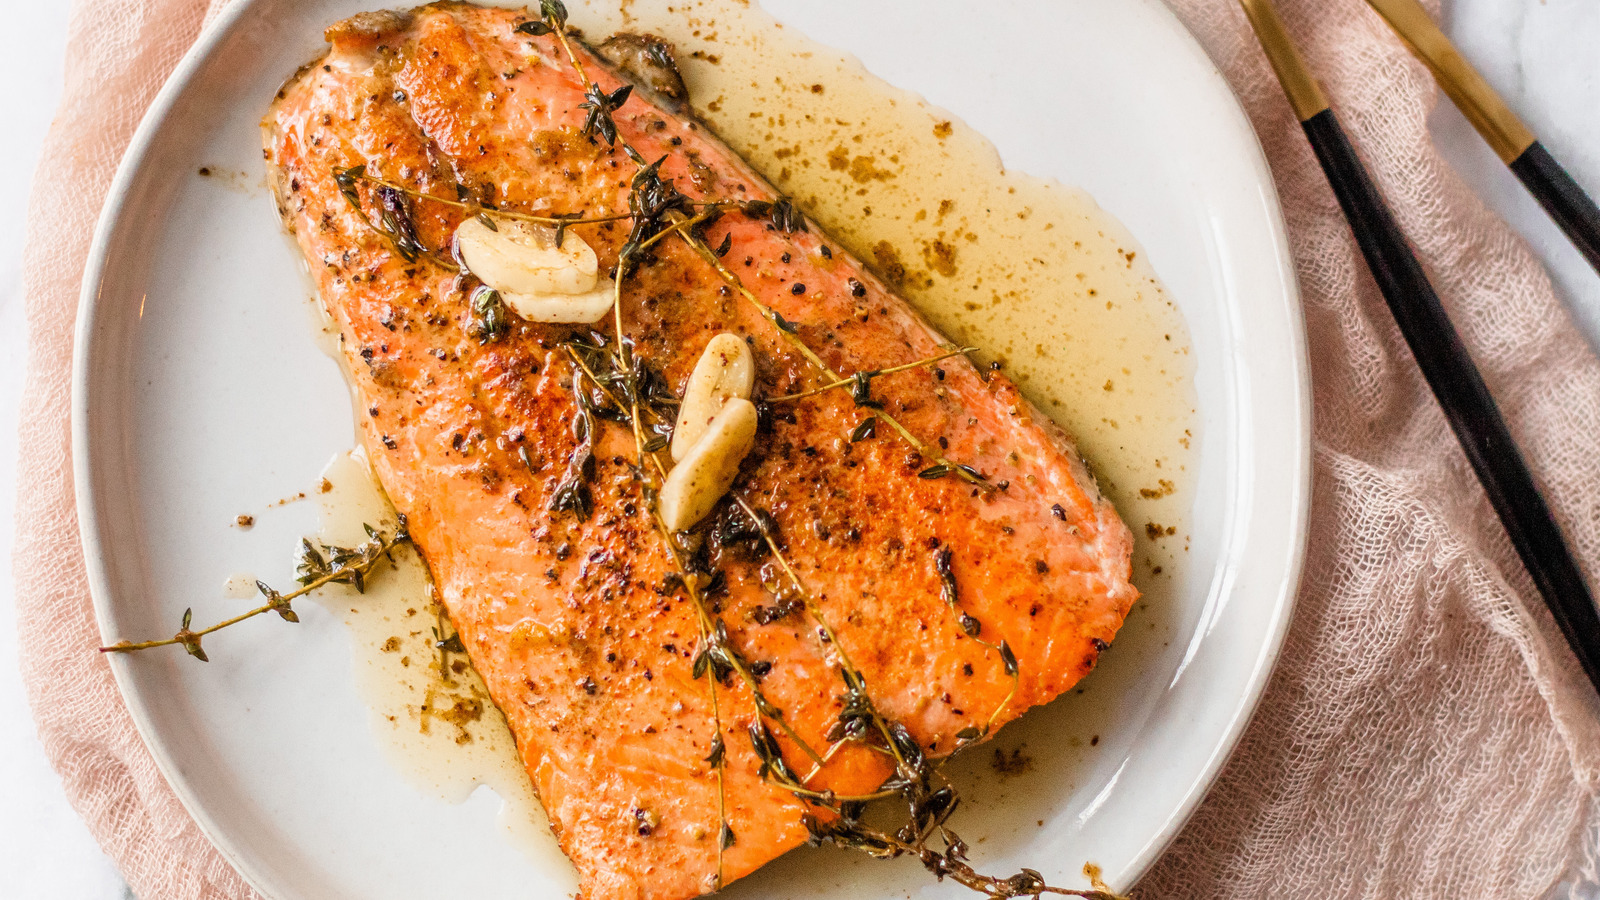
[0,4,136,900]
[0,1,1595,898]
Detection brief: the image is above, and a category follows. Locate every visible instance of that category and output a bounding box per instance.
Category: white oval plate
[74,1,1309,897]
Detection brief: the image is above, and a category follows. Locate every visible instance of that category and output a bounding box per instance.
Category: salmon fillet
[263,5,1137,899]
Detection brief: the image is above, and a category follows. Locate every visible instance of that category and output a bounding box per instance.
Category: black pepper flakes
[791,283,806,295]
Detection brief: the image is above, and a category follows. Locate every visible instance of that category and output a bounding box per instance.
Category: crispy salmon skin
[263,4,1137,899]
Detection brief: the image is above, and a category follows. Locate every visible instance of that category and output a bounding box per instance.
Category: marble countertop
[1,1,1595,897]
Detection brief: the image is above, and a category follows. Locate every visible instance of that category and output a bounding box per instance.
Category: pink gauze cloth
[16,0,1600,898]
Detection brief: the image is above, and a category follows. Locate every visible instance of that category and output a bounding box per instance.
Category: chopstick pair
[1238,0,1600,697]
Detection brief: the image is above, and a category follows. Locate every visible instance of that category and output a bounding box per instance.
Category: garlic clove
[672,333,756,462]
[455,216,599,297]
[501,284,616,324]
[658,398,758,532]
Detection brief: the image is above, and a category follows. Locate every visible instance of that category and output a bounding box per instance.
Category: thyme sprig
[728,495,906,780]
[588,320,738,882]
[560,338,828,770]
[100,521,411,661]
[729,495,1108,899]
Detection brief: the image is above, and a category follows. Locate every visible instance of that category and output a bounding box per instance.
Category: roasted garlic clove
[455,216,600,297]
[672,333,755,461]
[658,398,758,532]
[501,285,616,324]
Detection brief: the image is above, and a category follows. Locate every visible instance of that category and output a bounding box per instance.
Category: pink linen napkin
[17,0,1600,898]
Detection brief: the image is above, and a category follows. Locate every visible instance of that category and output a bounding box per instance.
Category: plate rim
[71,0,1312,895]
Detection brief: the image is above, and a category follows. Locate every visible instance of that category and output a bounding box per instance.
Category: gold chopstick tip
[1238,0,1330,123]
[1363,0,1534,163]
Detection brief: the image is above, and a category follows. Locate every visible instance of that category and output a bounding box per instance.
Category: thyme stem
[344,169,637,228]
[766,347,977,403]
[99,525,410,659]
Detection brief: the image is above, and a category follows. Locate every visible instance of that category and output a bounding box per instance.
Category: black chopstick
[1508,142,1600,275]
[1365,0,1600,276]
[1240,0,1600,695]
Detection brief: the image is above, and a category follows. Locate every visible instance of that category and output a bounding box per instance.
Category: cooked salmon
[263,5,1137,899]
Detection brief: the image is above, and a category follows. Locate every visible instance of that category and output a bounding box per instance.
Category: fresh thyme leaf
[476,212,499,231]
[714,232,733,258]
[959,613,982,637]
[850,417,877,442]
[550,369,597,520]
[720,823,736,850]
[999,640,1019,677]
[539,0,567,26]
[642,434,668,453]
[515,19,552,36]
[581,82,624,146]
[772,311,798,334]
[295,538,329,585]
[180,612,208,662]
[333,165,364,209]
[470,285,508,344]
[256,580,298,622]
[375,185,423,262]
[850,371,882,408]
[769,197,808,234]
[918,464,952,480]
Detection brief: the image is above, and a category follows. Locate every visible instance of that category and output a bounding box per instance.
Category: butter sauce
[305,0,1195,866]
